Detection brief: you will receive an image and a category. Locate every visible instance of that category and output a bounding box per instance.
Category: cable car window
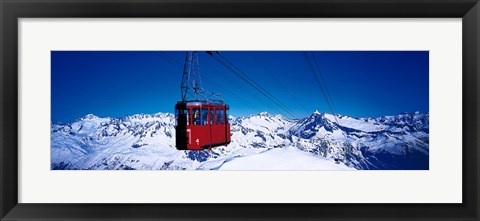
[226,109,229,124]
[175,109,190,126]
[192,108,201,125]
[184,109,190,125]
[201,108,208,125]
[175,109,179,126]
[216,109,224,124]
[210,108,214,124]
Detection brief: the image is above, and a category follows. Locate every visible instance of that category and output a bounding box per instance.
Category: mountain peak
[83,114,99,120]
[259,111,270,116]
[313,110,321,115]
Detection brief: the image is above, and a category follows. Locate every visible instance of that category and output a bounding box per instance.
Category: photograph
[51,51,429,170]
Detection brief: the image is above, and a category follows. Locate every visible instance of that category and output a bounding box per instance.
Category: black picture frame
[1,0,479,220]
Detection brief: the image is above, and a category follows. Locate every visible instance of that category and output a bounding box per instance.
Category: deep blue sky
[51,51,428,123]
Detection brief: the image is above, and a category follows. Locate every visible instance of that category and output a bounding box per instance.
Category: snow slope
[218,147,353,170]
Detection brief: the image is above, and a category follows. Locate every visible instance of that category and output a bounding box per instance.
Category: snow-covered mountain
[290,111,429,169]
[51,111,428,170]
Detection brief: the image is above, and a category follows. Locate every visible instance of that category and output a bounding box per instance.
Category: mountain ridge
[51,111,429,170]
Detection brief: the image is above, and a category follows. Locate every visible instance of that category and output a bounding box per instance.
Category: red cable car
[175,101,231,150]
[174,51,231,150]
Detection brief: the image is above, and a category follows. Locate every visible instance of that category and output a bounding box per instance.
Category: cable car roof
[176,101,229,108]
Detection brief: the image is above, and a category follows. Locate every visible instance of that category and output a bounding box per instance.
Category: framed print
[1,0,479,220]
